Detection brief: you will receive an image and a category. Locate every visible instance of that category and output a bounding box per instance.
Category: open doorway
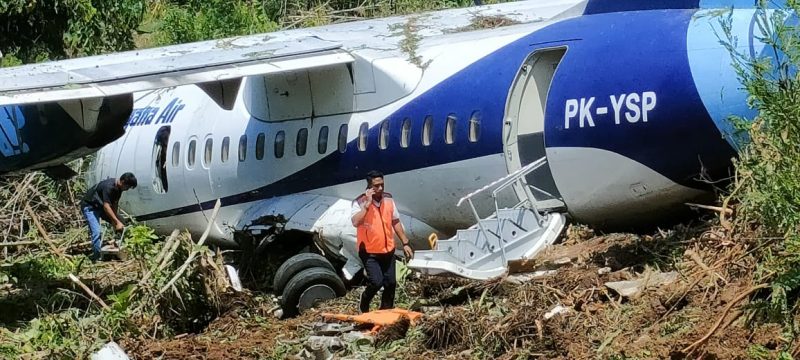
[503,48,566,209]
[153,126,170,193]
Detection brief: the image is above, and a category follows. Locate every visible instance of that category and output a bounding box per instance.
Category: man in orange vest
[351,170,414,313]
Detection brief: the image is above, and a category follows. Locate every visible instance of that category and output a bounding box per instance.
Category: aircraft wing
[0,36,353,105]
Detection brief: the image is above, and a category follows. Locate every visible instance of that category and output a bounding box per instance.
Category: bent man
[80,173,137,261]
[351,170,414,313]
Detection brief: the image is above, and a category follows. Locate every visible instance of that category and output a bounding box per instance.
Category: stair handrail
[456,156,549,268]
[456,156,547,207]
[491,159,546,206]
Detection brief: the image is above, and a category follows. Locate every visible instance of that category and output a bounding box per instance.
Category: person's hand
[403,244,414,259]
[364,188,375,201]
[114,222,124,232]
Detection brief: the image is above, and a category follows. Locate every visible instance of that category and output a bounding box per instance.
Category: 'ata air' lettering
[156,98,186,124]
[126,98,186,127]
[564,91,657,129]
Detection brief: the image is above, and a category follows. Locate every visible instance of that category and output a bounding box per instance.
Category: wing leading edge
[0,36,353,105]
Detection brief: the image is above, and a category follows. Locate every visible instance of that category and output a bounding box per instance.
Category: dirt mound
[124,292,286,359]
[119,223,787,359]
[394,224,783,359]
[3,215,786,359]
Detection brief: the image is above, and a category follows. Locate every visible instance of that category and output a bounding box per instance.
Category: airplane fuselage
[87,1,767,256]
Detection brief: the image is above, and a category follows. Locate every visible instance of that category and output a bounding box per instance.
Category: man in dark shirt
[80,173,138,261]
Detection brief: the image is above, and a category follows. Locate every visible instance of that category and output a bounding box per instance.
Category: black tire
[272,252,335,293]
[280,267,346,317]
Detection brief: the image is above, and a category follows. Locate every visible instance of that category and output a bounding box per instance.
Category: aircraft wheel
[280,267,346,317]
[272,252,335,293]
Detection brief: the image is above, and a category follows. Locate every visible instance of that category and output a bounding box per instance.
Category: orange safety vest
[355,193,396,254]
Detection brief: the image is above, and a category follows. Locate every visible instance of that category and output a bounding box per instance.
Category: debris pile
[0,172,89,259]
[399,221,784,359]
[0,195,249,358]
[0,170,791,359]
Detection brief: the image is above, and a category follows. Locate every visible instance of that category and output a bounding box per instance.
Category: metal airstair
[407,157,567,280]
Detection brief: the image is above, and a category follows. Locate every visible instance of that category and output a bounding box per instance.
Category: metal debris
[605,271,679,298]
[90,342,130,360]
[543,304,570,320]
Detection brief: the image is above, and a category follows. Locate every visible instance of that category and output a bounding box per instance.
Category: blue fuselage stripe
[136,8,744,221]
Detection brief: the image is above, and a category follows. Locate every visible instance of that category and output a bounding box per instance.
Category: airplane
[0,0,783,315]
[0,89,131,178]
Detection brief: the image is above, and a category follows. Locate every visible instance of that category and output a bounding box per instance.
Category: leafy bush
[720,0,800,329]
[124,225,158,265]
[154,0,279,45]
[6,255,78,283]
[0,0,145,65]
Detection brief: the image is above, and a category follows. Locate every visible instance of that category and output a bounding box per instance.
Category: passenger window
[221,136,230,163]
[469,111,481,143]
[445,114,456,144]
[203,138,213,167]
[338,124,348,153]
[256,133,265,160]
[297,128,308,156]
[238,135,247,162]
[275,131,285,158]
[318,126,329,154]
[379,121,389,150]
[172,142,180,167]
[400,118,411,148]
[422,116,433,146]
[187,139,196,168]
[358,122,368,151]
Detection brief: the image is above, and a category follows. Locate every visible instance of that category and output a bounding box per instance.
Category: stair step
[416,249,458,262]
[456,228,500,251]
[470,217,528,234]
[409,212,567,280]
[406,257,508,280]
[496,208,540,229]
[436,239,489,262]
[474,219,529,246]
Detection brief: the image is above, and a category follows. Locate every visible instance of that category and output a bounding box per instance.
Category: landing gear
[272,252,335,293]
[280,267,346,317]
[275,253,346,317]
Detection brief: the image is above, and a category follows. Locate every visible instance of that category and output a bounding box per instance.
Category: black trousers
[359,252,396,313]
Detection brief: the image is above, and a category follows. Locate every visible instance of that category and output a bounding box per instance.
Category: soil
[109,224,794,359]
[4,223,792,359]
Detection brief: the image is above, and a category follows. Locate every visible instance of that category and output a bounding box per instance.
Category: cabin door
[502,48,566,210]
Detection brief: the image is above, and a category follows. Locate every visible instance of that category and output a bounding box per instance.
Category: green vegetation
[0,222,233,358]
[1,1,501,357]
[719,0,800,352]
[0,1,145,65]
[14,0,800,358]
[147,0,279,46]
[1,0,511,67]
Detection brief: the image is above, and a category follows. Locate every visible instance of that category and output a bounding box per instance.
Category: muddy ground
[102,222,791,360]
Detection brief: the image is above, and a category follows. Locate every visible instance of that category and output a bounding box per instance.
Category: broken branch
[24,203,63,256]
[685,203,733,216]
[68,273,110,310]
[138,229,180,287]
[682,283,768,354]
[158,199,221,295]
[686,249,727,284]
[0,240,38,247]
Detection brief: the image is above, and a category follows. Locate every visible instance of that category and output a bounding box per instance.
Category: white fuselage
[88,0,761,260]
[89,1,582,251]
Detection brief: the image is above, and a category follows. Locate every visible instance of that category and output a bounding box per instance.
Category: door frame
[502,46,568,209]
